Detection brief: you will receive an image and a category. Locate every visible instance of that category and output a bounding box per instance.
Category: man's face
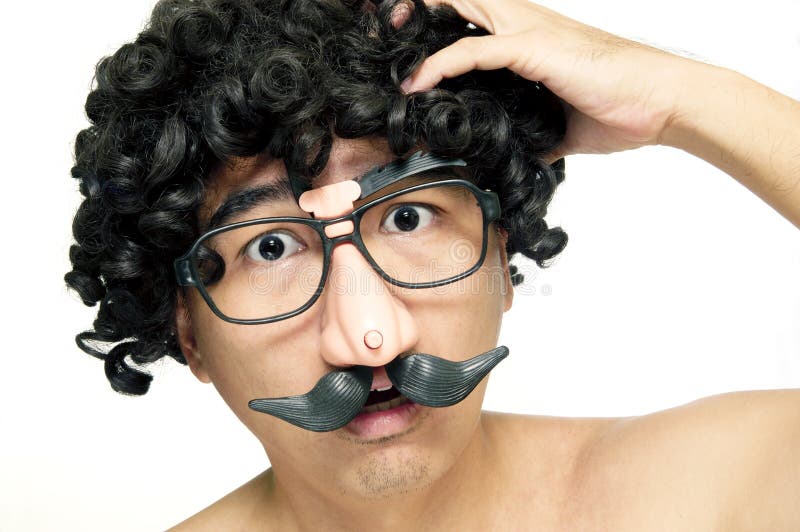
[177,136,514,498]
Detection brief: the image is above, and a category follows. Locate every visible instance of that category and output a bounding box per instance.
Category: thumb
[543,149,567,166]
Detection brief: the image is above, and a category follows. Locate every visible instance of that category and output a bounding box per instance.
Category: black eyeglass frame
[174,178,502,325]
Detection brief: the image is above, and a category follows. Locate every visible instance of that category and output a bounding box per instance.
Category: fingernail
[400,77,414,93]
[391,3,412,29]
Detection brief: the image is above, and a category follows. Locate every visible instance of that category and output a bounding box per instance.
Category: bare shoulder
[168,469,279,531]
[569,389,800,531]
[482,409,616,466]
[481,410,620,526]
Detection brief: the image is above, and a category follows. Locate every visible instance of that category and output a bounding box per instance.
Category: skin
[177,136,530,530]
[173,0,800,529]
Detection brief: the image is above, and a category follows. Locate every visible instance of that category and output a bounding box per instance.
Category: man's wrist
[657,60,800,227]
[657,60,745,153]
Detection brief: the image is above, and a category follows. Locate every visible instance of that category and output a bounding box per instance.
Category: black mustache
[386,346,508,406]
[248,346,509,432]
[248,366,373,432]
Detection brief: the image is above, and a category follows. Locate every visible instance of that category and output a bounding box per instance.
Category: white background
[1,1,799,530]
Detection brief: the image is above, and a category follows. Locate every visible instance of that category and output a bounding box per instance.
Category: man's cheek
[203,335,327,406]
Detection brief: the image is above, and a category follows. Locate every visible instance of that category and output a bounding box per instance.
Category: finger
[390,0,414,29]
[417,0,499,33]
[418,0,537,35]
[543,150,565,166]
[400,34,524,93]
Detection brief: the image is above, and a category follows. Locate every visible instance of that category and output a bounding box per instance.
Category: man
[66,0,800,529]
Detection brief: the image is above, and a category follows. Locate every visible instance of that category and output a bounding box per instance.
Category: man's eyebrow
[206,165,473,229]
[206,176,294,230]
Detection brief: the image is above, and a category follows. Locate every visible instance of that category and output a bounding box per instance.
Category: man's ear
[496,226,514,312]
[175,291,211,384]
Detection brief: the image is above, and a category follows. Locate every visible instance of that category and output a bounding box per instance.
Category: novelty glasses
[175,154,502,324]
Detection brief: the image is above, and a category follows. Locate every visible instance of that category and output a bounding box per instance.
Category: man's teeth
[375,385,392,392]
[362,395,408,413]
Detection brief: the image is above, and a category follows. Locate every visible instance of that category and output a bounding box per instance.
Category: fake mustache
[248,346,509,432]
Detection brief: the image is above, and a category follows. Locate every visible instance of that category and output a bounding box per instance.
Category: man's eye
[244,231,304,262]
[381,204,435,233]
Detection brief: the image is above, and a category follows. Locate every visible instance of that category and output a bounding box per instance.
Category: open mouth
[360,385,409,414]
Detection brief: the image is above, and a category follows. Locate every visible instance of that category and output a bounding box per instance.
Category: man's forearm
[662,62,800,228]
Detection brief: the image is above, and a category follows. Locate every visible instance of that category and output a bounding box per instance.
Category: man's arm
[660,71,800,526]
[578,389,800,530]
[662,62,800,229]
[706,390,800,531]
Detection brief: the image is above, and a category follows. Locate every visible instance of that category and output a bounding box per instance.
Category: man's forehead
[199,138,398,224]
[313,137,397,185]
[198,154,278,225]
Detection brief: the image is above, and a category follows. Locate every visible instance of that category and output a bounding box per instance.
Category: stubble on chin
[354,452,432,498]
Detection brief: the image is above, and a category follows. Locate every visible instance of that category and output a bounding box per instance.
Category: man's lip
[344,399,422,439]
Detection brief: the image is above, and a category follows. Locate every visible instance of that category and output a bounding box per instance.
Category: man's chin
[323,438,440,501]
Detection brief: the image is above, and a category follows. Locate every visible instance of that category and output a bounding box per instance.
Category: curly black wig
[65,0,568,396]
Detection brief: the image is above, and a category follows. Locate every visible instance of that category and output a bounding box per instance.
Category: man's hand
[399,0,695,163]
[399,0,800,228]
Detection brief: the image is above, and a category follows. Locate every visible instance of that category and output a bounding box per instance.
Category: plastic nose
[297,179,418,368]
[319,242,419,368]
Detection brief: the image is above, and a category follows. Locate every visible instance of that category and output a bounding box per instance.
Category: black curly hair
[65,0,568,397]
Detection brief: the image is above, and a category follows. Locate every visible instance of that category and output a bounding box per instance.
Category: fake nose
[319,242,419,367]
[298,180,419,368]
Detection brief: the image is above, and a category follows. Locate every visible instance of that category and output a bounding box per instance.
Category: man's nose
[318,240,419,368]
[297,178,418,368]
